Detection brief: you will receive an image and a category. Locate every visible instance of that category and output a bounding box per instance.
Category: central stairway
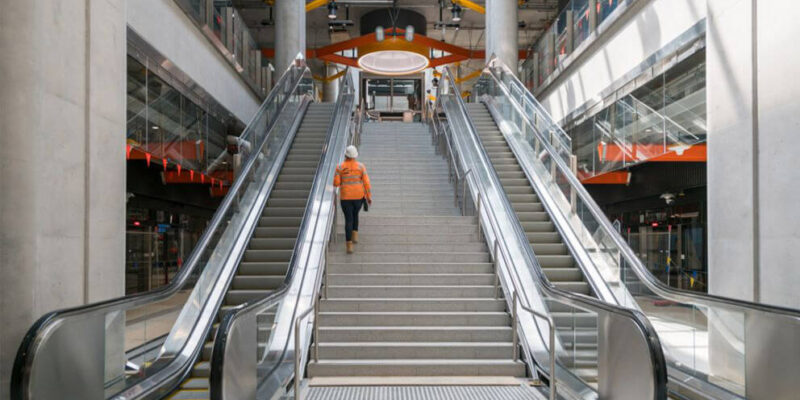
[307,122,526,384]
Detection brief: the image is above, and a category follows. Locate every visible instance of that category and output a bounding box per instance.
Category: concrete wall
[127,0,260,123]
[707,0,800,309]
[538,0,707,122]
[0,0,127,397]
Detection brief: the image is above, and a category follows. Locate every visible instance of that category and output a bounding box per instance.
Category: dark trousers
[341,199,363,242]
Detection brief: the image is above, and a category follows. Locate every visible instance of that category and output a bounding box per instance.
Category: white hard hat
[345,145,359,158]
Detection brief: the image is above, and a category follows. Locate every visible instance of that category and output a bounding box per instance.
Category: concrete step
[354,216,475,226]
[326,273,496,286]
[333,233,481,244]
[316,342,514,360]
[307,359,526,377]
[318,311,510,327]
[329,252,490,263]
[327,262,494,274]
[333,243,487,253]
[317,326,513,342]
[319,298,507,312]
[325,285,498,299]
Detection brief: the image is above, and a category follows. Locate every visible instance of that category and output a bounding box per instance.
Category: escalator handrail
[482,57,800,317]
[437,67,667,399]
[209,69,355,400]
[10,56,312,400]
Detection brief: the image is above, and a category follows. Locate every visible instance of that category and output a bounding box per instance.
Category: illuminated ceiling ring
[357,37,430,76]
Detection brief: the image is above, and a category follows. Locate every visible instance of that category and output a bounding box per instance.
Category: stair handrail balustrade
[433,66,668,400]
[11,55,312,400]
[208,68,355,400]
[476,56,800,399]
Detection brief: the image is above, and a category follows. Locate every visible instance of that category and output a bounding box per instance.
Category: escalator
[169,104,334,399]
[466,102,599,384]
[468,57,800,400]
[10,58,351,400]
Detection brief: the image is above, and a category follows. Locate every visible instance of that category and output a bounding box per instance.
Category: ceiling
[233,0,561,72]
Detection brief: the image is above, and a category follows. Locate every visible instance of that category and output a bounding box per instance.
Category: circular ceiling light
[357,37,429,76]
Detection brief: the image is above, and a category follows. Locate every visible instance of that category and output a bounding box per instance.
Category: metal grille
[306,386,546,400]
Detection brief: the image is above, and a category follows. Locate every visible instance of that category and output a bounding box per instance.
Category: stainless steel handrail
[208,68,355,400]
[436,65,667,399]
[11,56,311,400]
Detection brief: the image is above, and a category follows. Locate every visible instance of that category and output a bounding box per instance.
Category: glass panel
[472,65,746,397]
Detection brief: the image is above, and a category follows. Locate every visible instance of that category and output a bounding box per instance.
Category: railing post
[512,291,519,361]
[549,317,557,400]
[565,10,575,54]
[314,296,320,362]
[493,240,500,299]
[323,268,328,299]
[476,192,482,241]
[588,0,598,32]
[570,155,578,213]
[294,316,302,399]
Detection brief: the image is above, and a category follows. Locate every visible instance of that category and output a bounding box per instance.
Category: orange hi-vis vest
[334,159,372,200]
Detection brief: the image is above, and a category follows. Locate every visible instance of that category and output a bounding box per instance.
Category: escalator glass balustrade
[11,58,320,400]
[470,57,800,400]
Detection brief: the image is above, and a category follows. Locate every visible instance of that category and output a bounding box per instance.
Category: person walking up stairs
[334,145,372,254]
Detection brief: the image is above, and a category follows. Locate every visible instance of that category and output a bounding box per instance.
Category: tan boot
[346,241,354,254]
[352,231,359,244]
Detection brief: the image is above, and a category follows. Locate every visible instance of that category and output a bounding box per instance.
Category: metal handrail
[208,68,355,400]
[11,56,311,400]
[293,295,319,400]
[482,57,800,317]
[435,65,668,399]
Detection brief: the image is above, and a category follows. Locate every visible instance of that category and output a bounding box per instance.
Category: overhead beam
[454,0,486,14]
[305,0,327,12]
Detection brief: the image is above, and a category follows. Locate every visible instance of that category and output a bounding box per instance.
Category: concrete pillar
[707,0,800,310]
[0,0,127,396]
[322,63,340,103]
[274,0,306,73]
[486,0,519,74]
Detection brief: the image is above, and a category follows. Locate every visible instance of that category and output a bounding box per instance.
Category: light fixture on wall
[327,1,338,20]
[450,3,462,22]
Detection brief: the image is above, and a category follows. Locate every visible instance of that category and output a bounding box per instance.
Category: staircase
[169,103,334,399]
[466,103,599,384]
[307,122,525,383]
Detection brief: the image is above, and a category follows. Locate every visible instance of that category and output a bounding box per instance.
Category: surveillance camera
[660,193,675,205]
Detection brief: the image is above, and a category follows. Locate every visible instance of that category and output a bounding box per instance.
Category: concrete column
[274,0,306,73]
[486,0,519,74]
[707,0,800,310]
[322,63,340,103]
[0,0,126,396]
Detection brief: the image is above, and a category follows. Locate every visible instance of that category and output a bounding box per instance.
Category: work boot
[346,241,354,254]
[352,231,359,244]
